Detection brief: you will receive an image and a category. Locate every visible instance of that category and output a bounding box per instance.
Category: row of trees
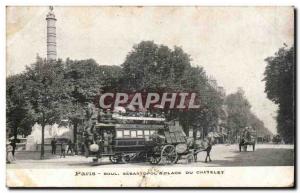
[225,88,272,141]
[7,58,122,158]
[263,45,295,143]
[120,41,270,140]
[120,41,224,135]
[7,41,272,158]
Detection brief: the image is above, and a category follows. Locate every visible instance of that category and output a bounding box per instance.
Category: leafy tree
[22,58,69,159]
[225,88,252,141]
[225,88,272,142]
[63,58,122,152]
[121,41,191,90]
[247,113,272,137]
[121,41,223,134]
[64,58,122,100]
[6,74,34,140]
[263,45,294,143]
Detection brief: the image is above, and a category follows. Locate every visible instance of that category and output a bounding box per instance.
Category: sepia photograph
[5,6,295,188]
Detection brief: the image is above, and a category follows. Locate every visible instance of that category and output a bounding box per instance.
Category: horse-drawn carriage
[239,127,256,152]
[85,112,200,165]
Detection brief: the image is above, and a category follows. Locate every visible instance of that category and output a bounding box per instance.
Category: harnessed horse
[239,138,255,152]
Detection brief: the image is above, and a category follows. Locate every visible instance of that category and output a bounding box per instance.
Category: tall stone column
[46,6,57,61]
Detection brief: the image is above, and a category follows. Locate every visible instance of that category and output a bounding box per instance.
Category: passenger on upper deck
[98,109,105,122]
[106,109,112,119]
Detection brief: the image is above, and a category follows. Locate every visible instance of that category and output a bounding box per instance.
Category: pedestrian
[60,142,67,158]
[6,143,15,164]
[51,138,57,155]
[84,137,90,158]
[80,142,85,155]
[67,139,73,155]
[98,109,105,122]
[95,135,103,159]
[10,139,16,156]
[204,137,213,163]
[107,131,113,153]
[103,131,108,153]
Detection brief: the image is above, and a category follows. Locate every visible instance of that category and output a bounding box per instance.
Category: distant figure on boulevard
[51,138,57,155]
[60,142,67,158]
[67,139,74,155]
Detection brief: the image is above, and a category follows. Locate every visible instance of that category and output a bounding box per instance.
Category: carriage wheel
[149,156,161,165]
[160,145,178,165]
[109,155,121,164]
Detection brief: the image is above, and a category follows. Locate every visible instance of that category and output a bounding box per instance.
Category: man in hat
[51,138,57,155]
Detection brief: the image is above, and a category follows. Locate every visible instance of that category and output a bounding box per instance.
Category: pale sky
[6,6,294,134]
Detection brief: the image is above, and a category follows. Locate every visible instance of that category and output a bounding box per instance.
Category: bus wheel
[160,145,178,165]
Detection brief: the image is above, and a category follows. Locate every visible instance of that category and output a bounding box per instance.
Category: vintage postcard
[6,6,295,188]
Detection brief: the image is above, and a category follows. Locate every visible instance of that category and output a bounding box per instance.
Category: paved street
[7,144,294,169]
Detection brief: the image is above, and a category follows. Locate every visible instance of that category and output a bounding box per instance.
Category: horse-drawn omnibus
[84,111,198,165]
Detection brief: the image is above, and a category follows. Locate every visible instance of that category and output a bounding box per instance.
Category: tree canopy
[225,88,271,142]
[263,45,294,143]
[120,41,224,134]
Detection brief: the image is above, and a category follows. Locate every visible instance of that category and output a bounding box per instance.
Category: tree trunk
[40,123,45,160]
[73,122,78,155]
